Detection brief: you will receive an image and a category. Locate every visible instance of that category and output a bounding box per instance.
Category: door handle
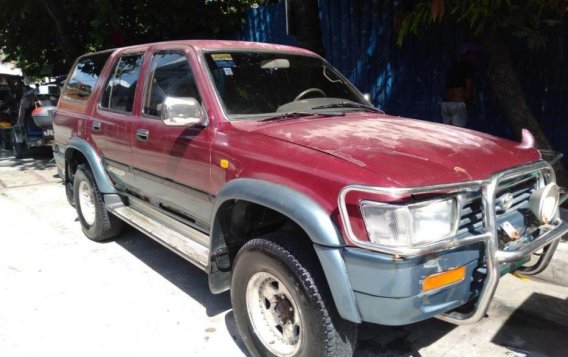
[136,128,149,141]
[92,121,102,131]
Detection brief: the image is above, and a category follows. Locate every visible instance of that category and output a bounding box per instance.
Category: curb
[532,208,568,287]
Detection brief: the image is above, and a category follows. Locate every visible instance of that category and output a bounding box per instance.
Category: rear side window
[100,54,144,113]
[63,52,111,102]
[143,52,201,117]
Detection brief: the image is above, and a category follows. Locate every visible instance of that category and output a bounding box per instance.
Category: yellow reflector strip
[219,159,229,169]
[511,272,530,282]
[422,266,466,292]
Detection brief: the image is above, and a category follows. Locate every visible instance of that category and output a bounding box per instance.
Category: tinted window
[63,52,111,102]
[100,54,143,113]
[143,52,201,117]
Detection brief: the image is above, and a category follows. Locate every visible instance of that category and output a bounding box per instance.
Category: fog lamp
[529,183,559,224]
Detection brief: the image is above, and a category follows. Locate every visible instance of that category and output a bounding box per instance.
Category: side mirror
[161,96,205,127]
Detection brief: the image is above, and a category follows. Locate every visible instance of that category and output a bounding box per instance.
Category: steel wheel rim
[78,180,96,226]
[245,271,303,356]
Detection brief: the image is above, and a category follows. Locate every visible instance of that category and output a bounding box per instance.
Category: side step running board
[110,204,210,271]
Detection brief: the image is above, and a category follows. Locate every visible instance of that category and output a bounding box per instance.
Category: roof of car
[104,40,317,57]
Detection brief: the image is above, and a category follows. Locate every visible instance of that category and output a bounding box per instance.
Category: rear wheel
[231,234,357,357]
[73,164,123,241]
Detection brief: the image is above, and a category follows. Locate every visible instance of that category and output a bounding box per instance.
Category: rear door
[130,47,214,232]
[91,52,145,191]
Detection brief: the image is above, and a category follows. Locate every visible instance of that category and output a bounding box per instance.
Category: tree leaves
[396,0,567,49]
[0,0,258,76]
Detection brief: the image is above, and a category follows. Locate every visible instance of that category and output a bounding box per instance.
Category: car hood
[231,113,541,186]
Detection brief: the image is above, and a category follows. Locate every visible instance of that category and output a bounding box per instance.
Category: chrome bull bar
[338,160,568,325]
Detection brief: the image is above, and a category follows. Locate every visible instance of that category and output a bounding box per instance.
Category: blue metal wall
[241,1,568,164]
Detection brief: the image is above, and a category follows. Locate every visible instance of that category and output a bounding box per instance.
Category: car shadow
[115,226,231,317]
[355,319,455,356]
[224,310,253,356]
[0,147,56,172]
[491,292,568,356]
[114,226,251,355]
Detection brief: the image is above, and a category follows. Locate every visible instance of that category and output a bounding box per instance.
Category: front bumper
[343,246,481,325]
[338,160,568,325]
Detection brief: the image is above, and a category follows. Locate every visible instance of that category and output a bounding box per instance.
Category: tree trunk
[481,30,568,186]
[287,0,324,56]
[40,0,79,61]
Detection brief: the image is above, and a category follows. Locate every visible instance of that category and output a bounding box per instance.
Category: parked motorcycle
[11,83,60,158]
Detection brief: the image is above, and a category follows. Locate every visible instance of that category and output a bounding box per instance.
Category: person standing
[441,43,479,127]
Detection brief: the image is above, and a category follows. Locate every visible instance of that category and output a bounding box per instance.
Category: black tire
[231,233,358,357]
[12,131,26,159]
[73,164,123,241]
[65,180,75,207]
[12,143,26,159]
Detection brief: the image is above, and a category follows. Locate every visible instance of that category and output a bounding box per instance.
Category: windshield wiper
[259,110,344,122]
[310,102,385,113]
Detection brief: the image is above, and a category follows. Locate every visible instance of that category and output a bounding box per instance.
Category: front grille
[458,198,483,235]
[457,173,539,236]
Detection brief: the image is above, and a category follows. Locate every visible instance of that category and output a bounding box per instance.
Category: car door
[130,48,214,232]
[91,52,144,191]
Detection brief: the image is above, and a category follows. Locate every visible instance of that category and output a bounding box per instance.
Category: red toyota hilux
[53,40,567,357]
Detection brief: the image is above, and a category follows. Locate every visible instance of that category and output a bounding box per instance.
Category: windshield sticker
[211,54,233,61]
[212,53,236,68]
[223,67,233,76]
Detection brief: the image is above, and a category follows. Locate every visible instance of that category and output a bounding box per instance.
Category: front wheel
[73,164,123,241]
[231,235,357,357]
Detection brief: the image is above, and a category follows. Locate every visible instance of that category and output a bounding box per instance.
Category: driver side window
[143,52,201,117]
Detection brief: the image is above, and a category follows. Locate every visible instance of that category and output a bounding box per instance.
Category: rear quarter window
[62,51,111,102]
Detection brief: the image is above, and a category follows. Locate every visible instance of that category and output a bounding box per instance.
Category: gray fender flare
[65,137,116,194]
[209,178,362,323]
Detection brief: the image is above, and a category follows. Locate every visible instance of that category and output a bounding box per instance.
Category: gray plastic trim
[210,178,344,247]
[313,245,362,323]
[65,137,116,194]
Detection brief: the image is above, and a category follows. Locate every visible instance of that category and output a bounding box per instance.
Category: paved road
[1,149,568,357]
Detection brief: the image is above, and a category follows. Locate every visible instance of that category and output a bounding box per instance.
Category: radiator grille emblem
[501,193,514,211]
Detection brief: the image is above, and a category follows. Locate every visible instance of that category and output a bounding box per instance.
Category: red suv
[53,40,567,357]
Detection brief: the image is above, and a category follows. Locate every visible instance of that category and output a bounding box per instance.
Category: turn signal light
[219,159,229,169]
[422,266,466,292]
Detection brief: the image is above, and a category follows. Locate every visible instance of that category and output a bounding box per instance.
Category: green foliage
[396,0,568,48]
[0,0,258,76]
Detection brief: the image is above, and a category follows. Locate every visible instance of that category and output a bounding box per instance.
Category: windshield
[204,51,365,119]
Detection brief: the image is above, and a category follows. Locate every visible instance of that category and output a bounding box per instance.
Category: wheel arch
[64,137,116,194]
[208,178,362,323]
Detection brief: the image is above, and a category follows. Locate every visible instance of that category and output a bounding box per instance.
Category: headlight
[360,198,458,248]
[529,183,559,224]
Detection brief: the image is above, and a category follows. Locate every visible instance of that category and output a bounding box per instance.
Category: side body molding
[65,137,117,194]
[208,178,362,323]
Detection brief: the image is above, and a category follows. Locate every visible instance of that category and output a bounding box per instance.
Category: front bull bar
[338,160,568,325]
